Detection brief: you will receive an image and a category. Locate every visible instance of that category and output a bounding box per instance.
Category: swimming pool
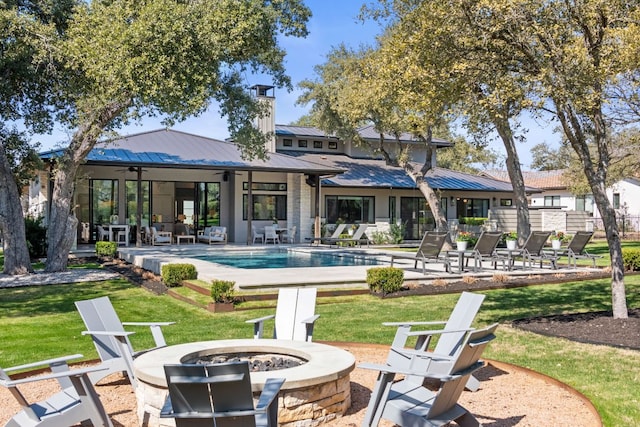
[192,249,383,269]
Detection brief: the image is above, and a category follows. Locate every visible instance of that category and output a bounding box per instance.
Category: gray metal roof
[283,152,538,192]
[40,129,344,174]
[275,124,452,147]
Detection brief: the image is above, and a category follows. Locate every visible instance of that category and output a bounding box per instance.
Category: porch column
[247,171,253,245]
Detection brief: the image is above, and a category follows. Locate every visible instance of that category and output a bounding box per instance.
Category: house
[481,169,640,232]
[29,86,532,244]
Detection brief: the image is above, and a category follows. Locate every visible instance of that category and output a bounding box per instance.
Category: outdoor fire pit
[133,339,356,426]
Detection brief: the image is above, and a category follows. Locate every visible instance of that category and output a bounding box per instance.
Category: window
[197,183,220,227]
[91,179,118,240]
[389,196,396,223]
[544,195,561,207]
[461,198,489,218]
[500,199,513,206]
[313,140,323,149]
[325,195,374,223]
[242,182,286,191]
[328,141,338,149]
[243,195,287,220]
[576,195,594,213]
[125,180,151,226]
[283,138,292,147]
[298,139,308,148]
[613,193,620,209]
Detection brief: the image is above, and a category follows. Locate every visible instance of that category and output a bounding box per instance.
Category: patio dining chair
[252,225,264,244]
[97,225,110,241]
[1,354,113,427]
[264,225,280,244]
[75,296,175,387]
[281,225,297,243]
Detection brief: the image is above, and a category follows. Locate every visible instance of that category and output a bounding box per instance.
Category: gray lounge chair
[383,291,486,392]
[245,288,320,341]
[466,231,507,271]
[161,361,284,427]
[390,231,451,274]
[522,231,558,269]
[563,231,601,267]
[75,296,175,387]
[359,323,498,427]
[1,354,113,427]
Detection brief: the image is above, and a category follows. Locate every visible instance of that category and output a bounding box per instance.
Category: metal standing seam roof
[40,129,344,175]
[275,124,453,147]
[282,152,539,192]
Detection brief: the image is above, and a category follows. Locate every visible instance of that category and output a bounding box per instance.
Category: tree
[530,143,572,171]
[0,0,311,273]
[357,0,535,245]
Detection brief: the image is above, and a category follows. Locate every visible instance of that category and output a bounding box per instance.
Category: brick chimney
[251,84,276,153]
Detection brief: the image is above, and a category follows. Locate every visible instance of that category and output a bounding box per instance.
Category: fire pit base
[133,339,356,426]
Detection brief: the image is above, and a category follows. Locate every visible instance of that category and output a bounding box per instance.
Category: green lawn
[1,273,639,426]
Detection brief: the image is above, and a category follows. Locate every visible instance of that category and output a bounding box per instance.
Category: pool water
[193,250,382,269]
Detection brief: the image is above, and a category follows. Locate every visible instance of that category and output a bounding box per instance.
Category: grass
[1,273,639,426]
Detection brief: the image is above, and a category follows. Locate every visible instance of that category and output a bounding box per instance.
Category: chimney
[251,84,276,153]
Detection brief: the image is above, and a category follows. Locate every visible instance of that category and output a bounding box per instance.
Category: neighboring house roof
[480,169,567,190]
[284,152,537,192]
[275,124,453,147]
[40,129,344,175]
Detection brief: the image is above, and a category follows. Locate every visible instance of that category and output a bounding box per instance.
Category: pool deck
[114,243,601,292]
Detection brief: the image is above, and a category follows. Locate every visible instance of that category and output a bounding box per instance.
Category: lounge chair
[161,361,284,427]
[359,323,498,427]
[561,231,601,267]
[245,288,320,341]
[327,223,370,247]
[390,231,451,274]
[522,231,558,269]
[467,231,508,271]
[75,296,175,387]
[307,223,346,246]
[1,354,114,427]
[150,226,172,245]
[383,291,486,391]
[197,226,227,244]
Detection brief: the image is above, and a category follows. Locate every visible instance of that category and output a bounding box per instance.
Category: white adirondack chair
[245,288,320,341]
[75,296,175,387]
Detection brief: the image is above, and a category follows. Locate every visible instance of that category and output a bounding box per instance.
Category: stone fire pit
[132,339,356,426]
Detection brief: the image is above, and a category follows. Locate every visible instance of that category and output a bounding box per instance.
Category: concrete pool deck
[115,243,602,291]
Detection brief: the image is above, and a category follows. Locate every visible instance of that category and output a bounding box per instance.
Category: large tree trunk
[555,103,628,319]
[0,143,33,274]
[44,101,129,272]
[44,163,79,272]
[493,117,531,246]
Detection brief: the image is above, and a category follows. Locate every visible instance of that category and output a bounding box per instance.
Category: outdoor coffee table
[175,235,195,245]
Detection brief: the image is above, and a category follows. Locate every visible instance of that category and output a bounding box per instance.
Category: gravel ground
[0,340,601,427]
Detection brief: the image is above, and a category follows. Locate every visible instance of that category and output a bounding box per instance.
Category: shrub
[366,267,404,294]
[161,263,197,287]
[24,216,47,258]
[369,230,390,245]
[459,217,487,226]
[622,249,640,271]
[210,279,236,303]
[95,241,117,257]
[388,222,406,244]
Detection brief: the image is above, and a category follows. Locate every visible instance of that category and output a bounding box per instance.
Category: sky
[36,0,561,169]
